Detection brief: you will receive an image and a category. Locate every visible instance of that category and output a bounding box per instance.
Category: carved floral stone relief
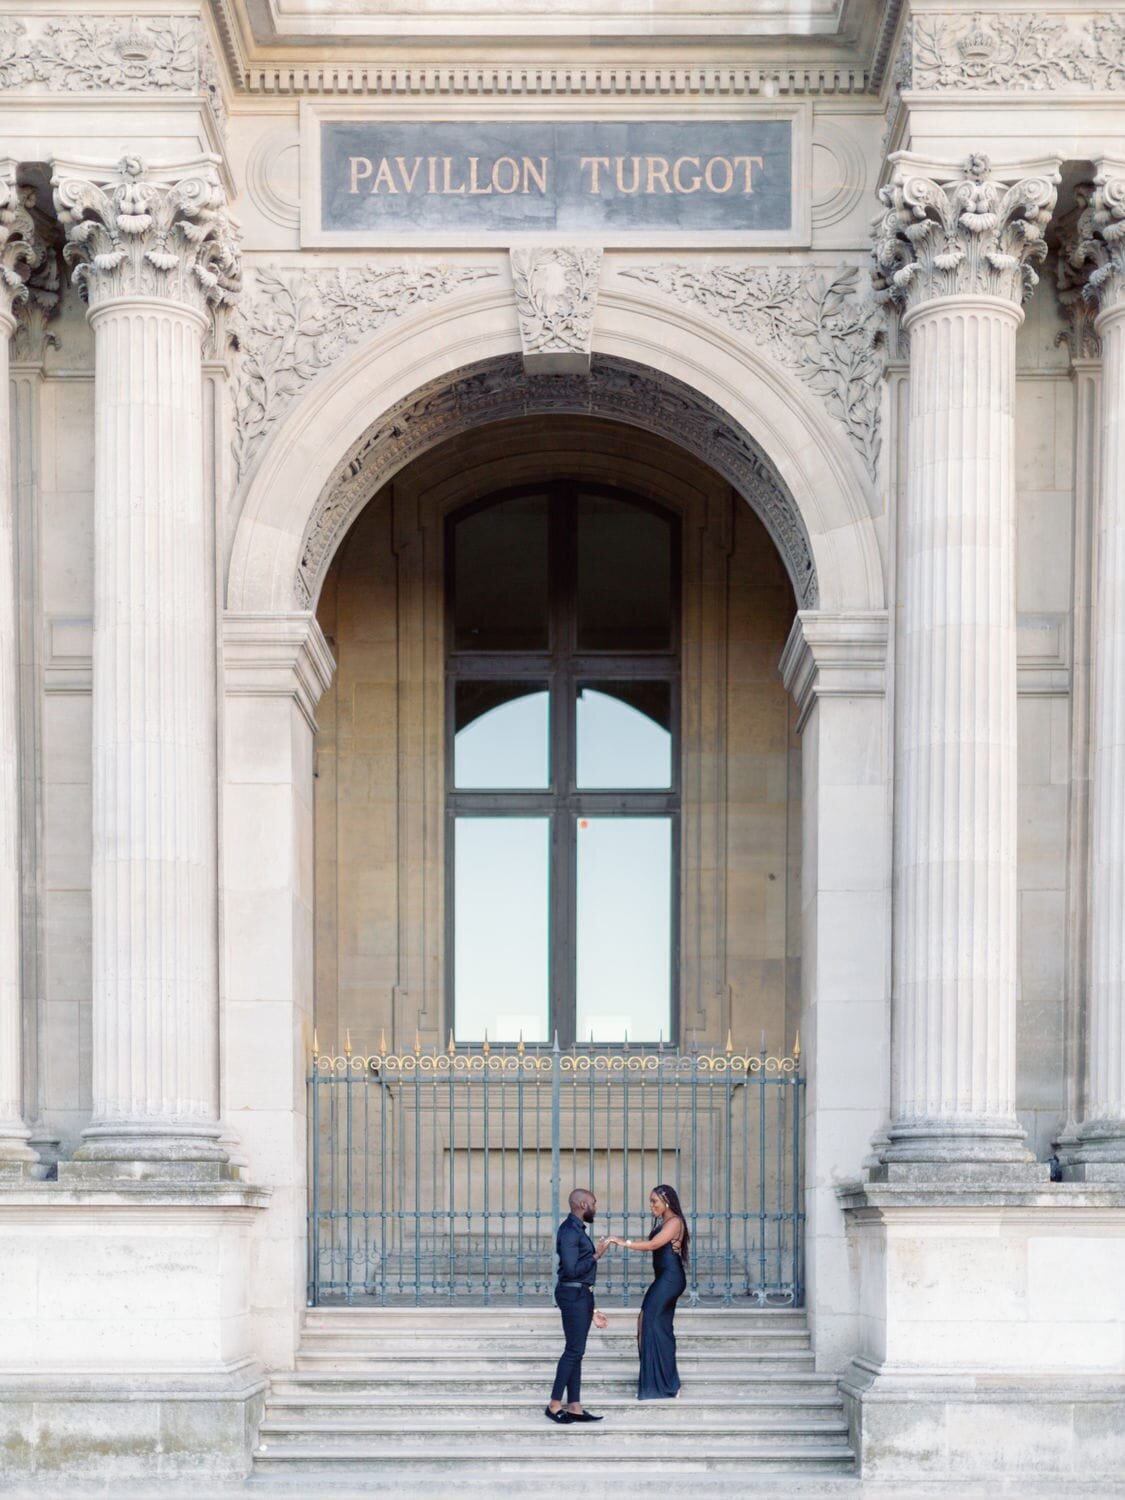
[1057,165,1125,345]
[0,15,224,133]
[620,262,884,478]
[913,12,1125,92]
[510,247,602,374]
[295,353,817,612]
[230,264,500,479]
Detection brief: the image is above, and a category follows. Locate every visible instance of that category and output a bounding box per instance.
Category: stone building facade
[1,0,1125,1486]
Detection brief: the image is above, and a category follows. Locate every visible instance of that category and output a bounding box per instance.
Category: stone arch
[227,285,884,614]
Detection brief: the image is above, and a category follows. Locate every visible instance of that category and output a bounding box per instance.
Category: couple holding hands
[545,1184,690,1424]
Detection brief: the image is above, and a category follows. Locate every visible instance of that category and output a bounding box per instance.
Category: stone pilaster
[0,167,47,1171]
[872,152,1060,1174]
[1061,162,1125,1180]
[52,155,240,1171]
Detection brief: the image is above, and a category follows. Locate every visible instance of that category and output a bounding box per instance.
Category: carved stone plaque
[305,112,800,246]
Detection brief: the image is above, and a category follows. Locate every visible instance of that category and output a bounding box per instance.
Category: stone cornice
[873,152,1061,315]
[53,154,241,319]
[222,612,337,728]
[779,609,889,730]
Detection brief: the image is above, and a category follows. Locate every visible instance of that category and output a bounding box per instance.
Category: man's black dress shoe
[567,1410,604,1421]
[544,1406,573,1424]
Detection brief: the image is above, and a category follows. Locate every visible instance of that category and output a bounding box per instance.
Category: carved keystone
[510,246,602,375]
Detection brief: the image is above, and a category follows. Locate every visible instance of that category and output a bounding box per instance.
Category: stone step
[296,1331,810,1354]
[296,1349,815,1371]
[264,1393,844,1421]
[257,1416,849,1450]
[304,1307,805,1326]
[252,1441,856,1475]
[271,1371,836,1400]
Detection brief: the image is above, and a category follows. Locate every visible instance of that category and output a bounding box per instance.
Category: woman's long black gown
[637,1236,687,1400]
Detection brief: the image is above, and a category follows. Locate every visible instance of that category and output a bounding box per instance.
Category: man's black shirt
[556,1212,597,1288]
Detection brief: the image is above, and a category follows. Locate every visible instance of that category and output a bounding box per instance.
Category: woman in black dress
[607,1184,690,1400]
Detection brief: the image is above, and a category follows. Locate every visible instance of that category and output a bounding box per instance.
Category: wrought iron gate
[307,1036,804,1307]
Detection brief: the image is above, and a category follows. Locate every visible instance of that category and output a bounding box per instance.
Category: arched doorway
[307,414,803,1305]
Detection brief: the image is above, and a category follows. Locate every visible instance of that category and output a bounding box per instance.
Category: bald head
[569,1188,596,1221]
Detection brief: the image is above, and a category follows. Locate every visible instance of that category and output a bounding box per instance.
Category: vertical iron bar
[413,1071,421,1305]
[622,1062,631,1305]
[758,1073,767,1297]
[483,1060,491,1304]
[550,1037,561,1233]
[793,1072,803,1303]
[308,1067,319,1305]
[517,1060,525,1305]
[689,1055,698,1302]
[724,1070,733,1304]
[775,1080,784,1297]
[379,1067,388,1304]
[345,1065,354,1304]
[449,1069,456,1302]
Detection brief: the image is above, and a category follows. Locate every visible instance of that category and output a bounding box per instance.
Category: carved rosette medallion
[52,155,241,321]
[872,152,1060,316]
[1060,164,1125,327]
[0,170,48,326]
[510,247,602,374]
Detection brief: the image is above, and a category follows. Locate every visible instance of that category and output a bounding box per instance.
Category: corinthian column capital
[0,165,48,329]
[873,151,1061,318]
[1059,161,1125,328]
[51,153,241,321]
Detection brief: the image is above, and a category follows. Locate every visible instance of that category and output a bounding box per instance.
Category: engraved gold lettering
[492,157,520,194]
[732,155,765,193]
[370,158,398,194]
[348,156,373,194]
[523,157,549,195]
[704,156,734,193]
[427,156,439,193]
[468,157,493,195]
[395,156,423,193]
[672,157,702,193]
[442,157,466,194]
[615,157,641,195]
[646,156,672,194]
[581,157,611,194]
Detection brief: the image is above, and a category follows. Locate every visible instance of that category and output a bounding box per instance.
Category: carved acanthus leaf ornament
[621,262,883,478]
[913,12,1125,92]
[510,247,602,372]
[872,153,1060,314]
[230,263,499,478]
[0,15,224,132]
[0,175,47,322]
[53,156,241,318]
[1068,166,1125,320]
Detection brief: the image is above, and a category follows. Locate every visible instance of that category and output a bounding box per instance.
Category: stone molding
[912,11,1125,93]
[0,169,47,326]
[620,263,884,478]
[53,154,240,321]
[222,613,337,731]
[836,1179,1125,1214]
[231,263,499,479]
[510,247,601,375]
[1058,161,1125,326]
[873,152,1061,316]
[0,14,225,135]
[779,609,889,731]
[295,352,817,612]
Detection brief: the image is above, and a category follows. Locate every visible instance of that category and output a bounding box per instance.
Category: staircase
[251,1306,855,1489]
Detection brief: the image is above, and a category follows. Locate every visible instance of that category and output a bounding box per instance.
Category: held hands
[593,1311,608,1329]
[596,1236,612,1255]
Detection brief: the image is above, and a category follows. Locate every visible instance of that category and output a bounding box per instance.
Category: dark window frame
[444,480,682,1048]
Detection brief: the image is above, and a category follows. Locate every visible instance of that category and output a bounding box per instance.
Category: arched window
[447,483,680,1047]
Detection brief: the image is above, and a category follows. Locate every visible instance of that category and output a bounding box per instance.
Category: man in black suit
[545,1187,611,1424]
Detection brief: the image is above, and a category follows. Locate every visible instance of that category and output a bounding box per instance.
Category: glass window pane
[576,682,671,789]
[576,817,671,1043]
[454,818,550,1042]
[577,494,672,651]
[453,494,549,651]
[455,683,550,789]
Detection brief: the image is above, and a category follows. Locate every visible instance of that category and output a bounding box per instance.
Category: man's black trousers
[551,1284,594,1404]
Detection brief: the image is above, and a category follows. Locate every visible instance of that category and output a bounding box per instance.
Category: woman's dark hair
[651,1184,690,1266]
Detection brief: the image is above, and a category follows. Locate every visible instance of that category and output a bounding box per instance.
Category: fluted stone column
[873,153,1060,1172]
[1065,163,1125,1180]
[52,156,240,1170]
[0,167,45,1170]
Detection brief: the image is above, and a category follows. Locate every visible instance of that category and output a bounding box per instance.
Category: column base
[880,1118,1043,1180]
[838,1179,1125,1482]
[59,1158,245,1185]
[1065,1123,1125,1182]
[72,1119,230,1174]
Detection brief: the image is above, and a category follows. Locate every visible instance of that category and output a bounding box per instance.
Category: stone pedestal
[51,155,240,1173]
[0,169,47,1173]
[872,153,1060,1176]
[839,1180,1125,1483]
[1067,162,1125,1182]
